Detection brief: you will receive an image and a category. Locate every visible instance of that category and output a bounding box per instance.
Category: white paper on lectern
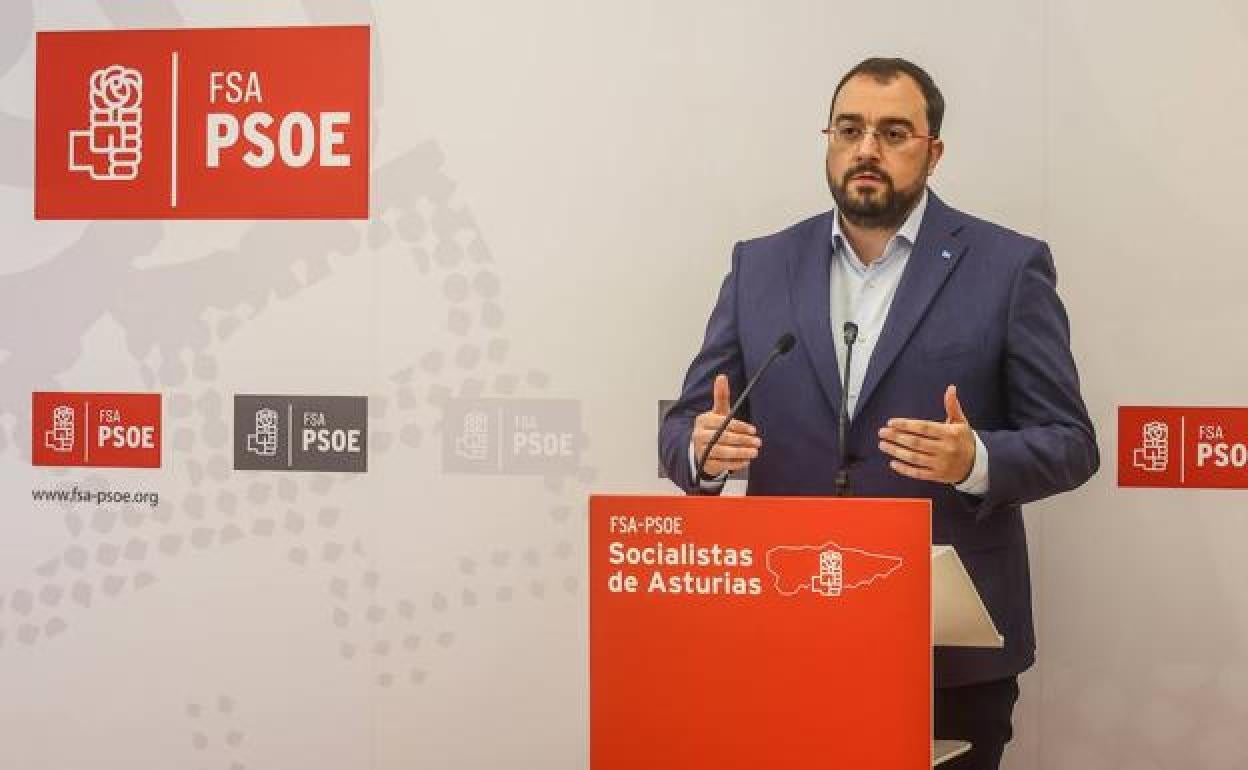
[932,739,972,766]
[931,545,1004,648]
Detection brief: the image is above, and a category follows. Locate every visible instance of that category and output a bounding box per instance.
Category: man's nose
[854,130,882,162]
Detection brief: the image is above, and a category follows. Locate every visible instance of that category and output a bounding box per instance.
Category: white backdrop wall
[0,1,1245,768]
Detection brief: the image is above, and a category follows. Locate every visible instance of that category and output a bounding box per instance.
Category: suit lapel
[855,194,968,416]
[788,212,842,415]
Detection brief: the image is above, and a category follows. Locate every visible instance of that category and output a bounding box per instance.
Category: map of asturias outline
[765,541,903,597]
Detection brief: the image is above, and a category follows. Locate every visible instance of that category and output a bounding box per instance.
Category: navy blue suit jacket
[659,192,1099,687]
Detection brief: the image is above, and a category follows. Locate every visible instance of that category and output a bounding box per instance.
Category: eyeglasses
[822,123,936,149]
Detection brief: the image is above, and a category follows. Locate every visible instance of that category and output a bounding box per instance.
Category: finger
[878,439,936,470]
[704,458,752,475]
[693,417,758,440]
[877,426,941,454]
[944,384,967,425]
[885,418,944,438]
[704,430,762,448]
[712,374,731,416]
[694,425,760,449]
[706,444,759,462]
[723,418,757,436]
[888,459,938,481]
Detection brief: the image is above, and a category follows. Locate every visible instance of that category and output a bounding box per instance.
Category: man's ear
[926,138,945,177]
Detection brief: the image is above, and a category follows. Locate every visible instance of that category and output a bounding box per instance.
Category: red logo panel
[36,26,369,219]
[1119,406,1248,488]
[32,392,162,468]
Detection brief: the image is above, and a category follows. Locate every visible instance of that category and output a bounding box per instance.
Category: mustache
[843,165,893,187]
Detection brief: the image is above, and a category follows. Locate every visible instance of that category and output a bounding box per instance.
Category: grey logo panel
[234,395,367,472]
[442,399,580,475]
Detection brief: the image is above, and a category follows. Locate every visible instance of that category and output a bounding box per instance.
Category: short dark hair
[830,58,945,137]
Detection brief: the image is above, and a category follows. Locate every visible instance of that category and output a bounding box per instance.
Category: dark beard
[827,163,926,231]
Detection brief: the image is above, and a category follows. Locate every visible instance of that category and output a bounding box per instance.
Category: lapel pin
[941,249,952,260]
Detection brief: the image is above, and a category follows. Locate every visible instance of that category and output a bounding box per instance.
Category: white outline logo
[453,410,490,462]
[1132,420,1169,473]
[246,408,280,457]
[44,404,76,453]
[68,64,143,181]
[811,550,844,597]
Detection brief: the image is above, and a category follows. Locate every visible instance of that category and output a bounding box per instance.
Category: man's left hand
[878,384,976,484]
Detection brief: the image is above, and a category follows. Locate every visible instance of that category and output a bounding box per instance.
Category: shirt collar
[830,188,929,256]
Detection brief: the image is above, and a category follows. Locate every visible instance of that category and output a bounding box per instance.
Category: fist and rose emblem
[68,64,144,181]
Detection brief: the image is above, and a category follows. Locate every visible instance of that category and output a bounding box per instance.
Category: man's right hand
[692,374,762,478]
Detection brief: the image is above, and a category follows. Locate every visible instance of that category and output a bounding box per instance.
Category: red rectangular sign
[1119,406,1248,488]
[590,495,930,770]
[32,392,162,468]
[35,25,369,219]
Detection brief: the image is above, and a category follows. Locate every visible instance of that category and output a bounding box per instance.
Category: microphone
[695,332,797,481]
[834,322,859,496]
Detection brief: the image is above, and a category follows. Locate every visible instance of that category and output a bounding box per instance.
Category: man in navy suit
[659,58,1098,770]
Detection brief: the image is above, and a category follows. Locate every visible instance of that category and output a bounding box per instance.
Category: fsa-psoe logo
[36,26,369,219]
[31,392,162,469]
[67,65,143,180]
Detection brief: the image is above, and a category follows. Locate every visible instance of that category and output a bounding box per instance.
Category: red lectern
[590,495,932,770]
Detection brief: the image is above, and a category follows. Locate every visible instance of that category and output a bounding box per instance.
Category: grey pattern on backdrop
[0,2,595,767]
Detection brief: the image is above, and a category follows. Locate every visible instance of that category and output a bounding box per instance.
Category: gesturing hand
[878,384,976,484]
[692,374,761,478]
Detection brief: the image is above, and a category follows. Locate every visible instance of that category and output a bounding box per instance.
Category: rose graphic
[90,64,142,110]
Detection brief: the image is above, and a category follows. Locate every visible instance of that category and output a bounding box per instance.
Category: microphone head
[775,332,797,354]
[842,322,859,345]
